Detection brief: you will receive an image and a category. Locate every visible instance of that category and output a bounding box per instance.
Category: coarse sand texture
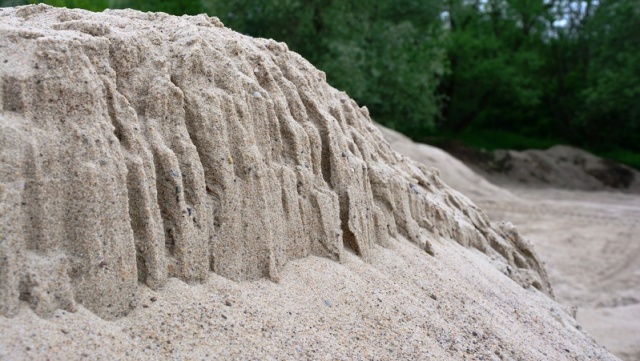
[0,5,617,360]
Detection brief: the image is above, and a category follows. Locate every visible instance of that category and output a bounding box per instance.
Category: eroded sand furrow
[1,5,550,321]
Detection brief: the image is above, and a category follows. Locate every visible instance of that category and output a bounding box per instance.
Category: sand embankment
[0,5,616,360]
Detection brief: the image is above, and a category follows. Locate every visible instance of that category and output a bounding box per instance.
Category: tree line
[9,0,640,165]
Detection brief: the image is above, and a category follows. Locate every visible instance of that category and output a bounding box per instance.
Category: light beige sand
[483,188,640,361]
[0,4,619,360]
[1,237,614,360]
[1,4,552,320]
[382,126,640,360]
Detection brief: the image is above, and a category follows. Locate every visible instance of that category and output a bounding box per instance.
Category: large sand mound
[0,5,615,359]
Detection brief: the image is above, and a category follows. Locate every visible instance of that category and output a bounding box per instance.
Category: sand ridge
[0,4,551,320]
[0,5,619,360]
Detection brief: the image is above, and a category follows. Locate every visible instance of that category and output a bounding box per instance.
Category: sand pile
[0,5,616,359]
[456,144,640,192]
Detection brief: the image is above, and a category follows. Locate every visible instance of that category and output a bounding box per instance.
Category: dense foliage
[205,0,447,135]
[7,0,640,163]
[440,0,640,155]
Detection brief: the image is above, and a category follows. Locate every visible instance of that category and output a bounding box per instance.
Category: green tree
[209,0,447,136]
[577,0,640,150]
[439,0,550,134]
[539,0,596,143]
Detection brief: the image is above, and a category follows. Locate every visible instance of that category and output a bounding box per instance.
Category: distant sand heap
[0,4,552,322]
[441,142,640,193]
[490,146,640,191]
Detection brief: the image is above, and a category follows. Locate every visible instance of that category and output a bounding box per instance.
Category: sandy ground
[479,187,640,361]
[379,126,640,360]
[0,236,612,360]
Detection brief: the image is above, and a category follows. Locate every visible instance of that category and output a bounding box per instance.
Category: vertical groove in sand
[2,4,548,320]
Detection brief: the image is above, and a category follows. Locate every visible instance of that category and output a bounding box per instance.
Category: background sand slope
[381,125,640,361]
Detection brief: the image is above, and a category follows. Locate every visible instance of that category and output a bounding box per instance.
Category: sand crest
[0,5,616,360]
